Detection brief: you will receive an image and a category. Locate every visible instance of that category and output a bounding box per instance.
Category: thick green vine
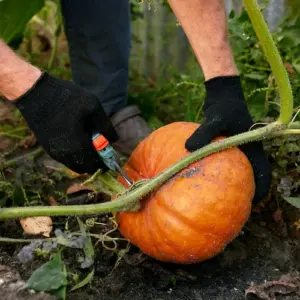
[0,0,298,220]
[243,0,293,124]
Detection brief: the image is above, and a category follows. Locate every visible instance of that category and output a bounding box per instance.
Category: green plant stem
[288,121,300,129]
[0,132,24,139]
[243,0,293,124]
[0,237,56,243]
[1,147,44,169]
[47,0,62,70]
[47,31,58,70]
[0,126,29,139]
[271,129,300,137]
[0,122,284,220]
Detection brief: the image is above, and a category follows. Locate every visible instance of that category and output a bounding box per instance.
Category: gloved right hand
[185,76,272,204]
[12,72,118,174]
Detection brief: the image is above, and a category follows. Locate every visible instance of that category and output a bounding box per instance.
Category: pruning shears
[92,133,133,186]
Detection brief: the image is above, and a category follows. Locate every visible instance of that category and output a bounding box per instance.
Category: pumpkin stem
[0,121,289,220]
[243,0,293,125]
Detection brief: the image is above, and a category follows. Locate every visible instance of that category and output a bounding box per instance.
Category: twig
[1,147,44,169]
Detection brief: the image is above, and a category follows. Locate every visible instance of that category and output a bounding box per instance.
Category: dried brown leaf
[0,137,13,151]
[45,164,84,179]
[20,216,53,237]
[66,183,95,195]
[21,134,37,149]
[284,62,295,75]
[45,196,57,206]
[273,208,283,223]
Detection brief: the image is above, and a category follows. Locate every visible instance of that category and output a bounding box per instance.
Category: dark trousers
[60,0,131,116]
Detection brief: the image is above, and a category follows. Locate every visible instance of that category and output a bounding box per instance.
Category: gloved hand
[185,76,271,203]
[13,72,118,174]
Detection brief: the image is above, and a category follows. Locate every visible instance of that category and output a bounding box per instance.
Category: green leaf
[0,193,8,208]
[52,285,67,300]
[12,185,28,206]
[283,197,300,209]
[248,100,266,122]
[0,0,44,43]
[245,73,266,80]
[52,264,67,300]
[147,116,164,130]
[77,218,95,262]
[292,63,300,74]
[26,253,67,292]
[70,268,94,292]
[284,142,300,153]
[280,29,300,46]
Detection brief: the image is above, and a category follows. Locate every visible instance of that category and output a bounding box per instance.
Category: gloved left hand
[185,76,272,204]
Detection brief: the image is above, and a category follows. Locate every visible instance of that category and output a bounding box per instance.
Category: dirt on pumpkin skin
[0,218,300,300]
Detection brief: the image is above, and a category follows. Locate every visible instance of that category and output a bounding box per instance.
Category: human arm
[0,39,42,100]
[168,0,237,80]
[0,39,118,174]
[168,0,271,203]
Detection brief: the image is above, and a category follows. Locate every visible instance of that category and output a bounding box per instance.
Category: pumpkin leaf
[26,252,67,292]
[70,268,94,291]
[0,0,44,43]
[283,197,300,209]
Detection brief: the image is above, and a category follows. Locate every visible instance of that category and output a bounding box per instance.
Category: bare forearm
[0,39,41,101]
[168,0,238,80]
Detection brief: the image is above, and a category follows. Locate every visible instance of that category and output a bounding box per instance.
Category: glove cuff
[203,75,246,108]
[11,72,49,105]
[12,72,73,131]
[204,75,243,93]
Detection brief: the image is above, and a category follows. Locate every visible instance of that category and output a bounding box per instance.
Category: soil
[0,218,299,300]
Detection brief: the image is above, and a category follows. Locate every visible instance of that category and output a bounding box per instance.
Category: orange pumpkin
[117,122,255,264]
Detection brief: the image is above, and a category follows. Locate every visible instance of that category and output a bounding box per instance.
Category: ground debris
[0,264,56,300]
[245,271,300,300]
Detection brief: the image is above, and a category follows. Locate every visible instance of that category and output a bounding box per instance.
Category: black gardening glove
[13,72,118,174]
[185,76,271,203]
